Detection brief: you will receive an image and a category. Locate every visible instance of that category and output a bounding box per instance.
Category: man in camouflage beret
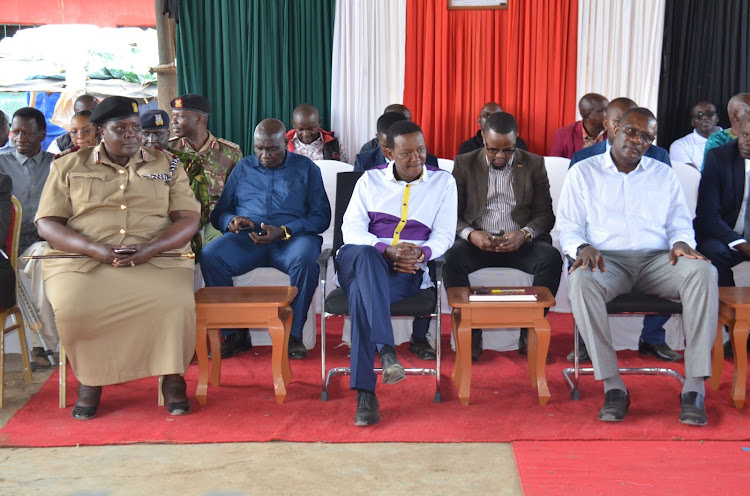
[169,93,242,251]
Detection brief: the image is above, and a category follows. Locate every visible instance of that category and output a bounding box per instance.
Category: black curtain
[657,0,750,149]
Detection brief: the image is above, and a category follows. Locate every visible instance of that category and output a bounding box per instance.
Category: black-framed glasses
[619,125,655,145]
[485,144,516,157]
[691,111,717,120]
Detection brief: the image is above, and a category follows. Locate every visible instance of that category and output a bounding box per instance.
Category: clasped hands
[384,242,424,274]
[469,229,525,252]
[228,216,284,245]
[569,241,708,274]
[90,243,157,267]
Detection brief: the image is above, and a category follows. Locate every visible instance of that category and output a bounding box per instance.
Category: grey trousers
[567,250,718,380]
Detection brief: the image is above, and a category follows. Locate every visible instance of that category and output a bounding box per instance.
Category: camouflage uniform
[169,133,242,256]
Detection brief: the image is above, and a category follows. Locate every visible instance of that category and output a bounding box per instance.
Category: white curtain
[330,0,406,163]
[576,0,666,120]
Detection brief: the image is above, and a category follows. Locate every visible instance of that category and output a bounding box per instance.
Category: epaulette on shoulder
[54,145,81,160]
[217,137,241,149]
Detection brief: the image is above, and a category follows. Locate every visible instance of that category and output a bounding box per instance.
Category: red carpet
[513,440,750,495]
[2,313,750,447]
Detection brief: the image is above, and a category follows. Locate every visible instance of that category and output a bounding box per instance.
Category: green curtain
[176,0,335,153]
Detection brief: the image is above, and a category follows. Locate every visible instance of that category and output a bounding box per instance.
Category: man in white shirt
[337,120,457,426]
[669,101,721,169]
[558,108,718,426]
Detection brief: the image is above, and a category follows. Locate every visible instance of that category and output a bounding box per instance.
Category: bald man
[549,93,608,159]
[201,119,331,360]
[287,103,347,162]
[458,102,528,155]
[702,93,750,167]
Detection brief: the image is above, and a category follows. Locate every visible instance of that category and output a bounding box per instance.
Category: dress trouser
[567,250,718,381]
[336,244,425,392]
[200,232,322,339]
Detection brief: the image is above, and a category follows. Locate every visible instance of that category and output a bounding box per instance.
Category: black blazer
[694,139,747,246]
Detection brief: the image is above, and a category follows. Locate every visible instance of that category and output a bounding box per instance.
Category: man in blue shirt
[568,97,679,364]
[201,119,331,360]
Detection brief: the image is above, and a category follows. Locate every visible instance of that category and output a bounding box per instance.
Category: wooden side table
[194,286,297,405]
[447,286,555,406]
[709,287,750,409]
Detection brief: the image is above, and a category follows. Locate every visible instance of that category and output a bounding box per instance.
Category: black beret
[140,109,170,130]
[171,93,211,114]
[90,96,140,124]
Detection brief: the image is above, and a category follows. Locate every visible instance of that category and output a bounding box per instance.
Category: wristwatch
[576,243,591,256]
[521,227,533,243]
[280,225,292,241]
[417,249,425,263]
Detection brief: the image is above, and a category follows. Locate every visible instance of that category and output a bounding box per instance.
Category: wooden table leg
[280,308,293,385]
[195,318,209,406]
[208,329,222,387]
[453,312,473,406]
[709,319,725,392]
[451,309,463,387]
[731,322,749,409]
[269,313,290,404]
[528,320,551,405]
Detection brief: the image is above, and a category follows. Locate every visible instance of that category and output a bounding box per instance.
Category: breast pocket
[275,177,307,214]
[68,172,109,205]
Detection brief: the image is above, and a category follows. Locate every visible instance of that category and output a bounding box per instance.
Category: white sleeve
[421,175,458,260]
[341,173,382,249]
[556,166,589,258]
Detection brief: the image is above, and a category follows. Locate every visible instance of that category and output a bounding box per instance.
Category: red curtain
[403,0,578,158]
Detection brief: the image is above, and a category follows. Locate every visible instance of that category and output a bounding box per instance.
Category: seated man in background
[549,93,608,159]
[359,103,412,154]
[444,112,561,361]
[338,120,456,425]
[458,102,528,155]
[569,97,678,363]
[170,93,243,250]
[0,111,12,152]
[287,103,347,162]
[703,93,750,166]
[669,101,721,169]
[558,108,718,426]
[201,119,331,360]
[47,94,99,154]
[354,112,439,174]
[140,109,171,150]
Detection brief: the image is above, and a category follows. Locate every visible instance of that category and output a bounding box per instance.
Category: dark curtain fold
[657,0,750,149]
[176,0,335,153]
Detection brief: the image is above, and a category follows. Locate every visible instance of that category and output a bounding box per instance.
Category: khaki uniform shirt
[34,143,200,279]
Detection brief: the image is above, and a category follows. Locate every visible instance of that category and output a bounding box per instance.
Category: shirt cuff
[729,238,747,251]
[374,242,389,254]
[459,227,475,241]
[522,226,535,239]
[421,245,432,262]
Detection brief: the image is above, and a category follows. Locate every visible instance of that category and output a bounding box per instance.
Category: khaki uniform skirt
[45,263,196,386]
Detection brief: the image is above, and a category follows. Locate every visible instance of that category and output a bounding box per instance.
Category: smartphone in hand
[239,225,267,236]
[490,230,506,242]
[112,247,136,255]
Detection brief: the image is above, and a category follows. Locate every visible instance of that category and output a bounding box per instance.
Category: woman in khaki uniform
[35,97,200,420]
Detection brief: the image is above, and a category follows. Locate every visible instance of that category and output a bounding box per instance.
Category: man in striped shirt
[338,120,457,426]
[444,112,562,361]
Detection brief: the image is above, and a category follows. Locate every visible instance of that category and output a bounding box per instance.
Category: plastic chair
[318,171,444,402]
[0,197,32,408]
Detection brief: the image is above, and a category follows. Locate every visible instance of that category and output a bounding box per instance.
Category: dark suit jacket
[694,140,746,246]
[452,147,554,243]
[353,147,439,172]
[569,141,671,167]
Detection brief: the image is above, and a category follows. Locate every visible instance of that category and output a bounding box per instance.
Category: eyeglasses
[485,144,516,157]
[691,111,717,120]
[619,125,655,145]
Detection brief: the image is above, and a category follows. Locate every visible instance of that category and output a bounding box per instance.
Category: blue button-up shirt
[211,151,331,235]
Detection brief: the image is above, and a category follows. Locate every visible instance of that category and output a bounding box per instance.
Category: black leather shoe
[220,331,253,359]
[288,336,308,359]
[409,336,436,360]
[379,346,406,385]
[598,389,630,422]
[162,374,191,416]
[679,392,707,426]
[354,390,380,426]
[566,342,591,363]
[72,383,102,420]
[638,339,682,362]
[724,340,733,359]
[472,329,483,362]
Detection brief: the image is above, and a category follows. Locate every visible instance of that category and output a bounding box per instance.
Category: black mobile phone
[490,230,506,241]
[239,225,267,236]
[112,247,136,255]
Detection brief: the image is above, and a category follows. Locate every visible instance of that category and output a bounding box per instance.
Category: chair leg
[158,376,164,406]
[59,344,67,408]
[15,311,32,384]
[571,323,581,401]
[0,328,5,409]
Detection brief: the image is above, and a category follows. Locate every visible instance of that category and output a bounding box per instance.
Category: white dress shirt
[669,128,719,168]
[557,150,696,258]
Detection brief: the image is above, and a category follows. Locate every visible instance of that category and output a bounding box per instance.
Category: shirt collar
[605,147,648,172]
[179,132,218,153]
[293,133,323,148]
[87,143,154,169]
[14,148,45,166]
[384,161,427,183]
